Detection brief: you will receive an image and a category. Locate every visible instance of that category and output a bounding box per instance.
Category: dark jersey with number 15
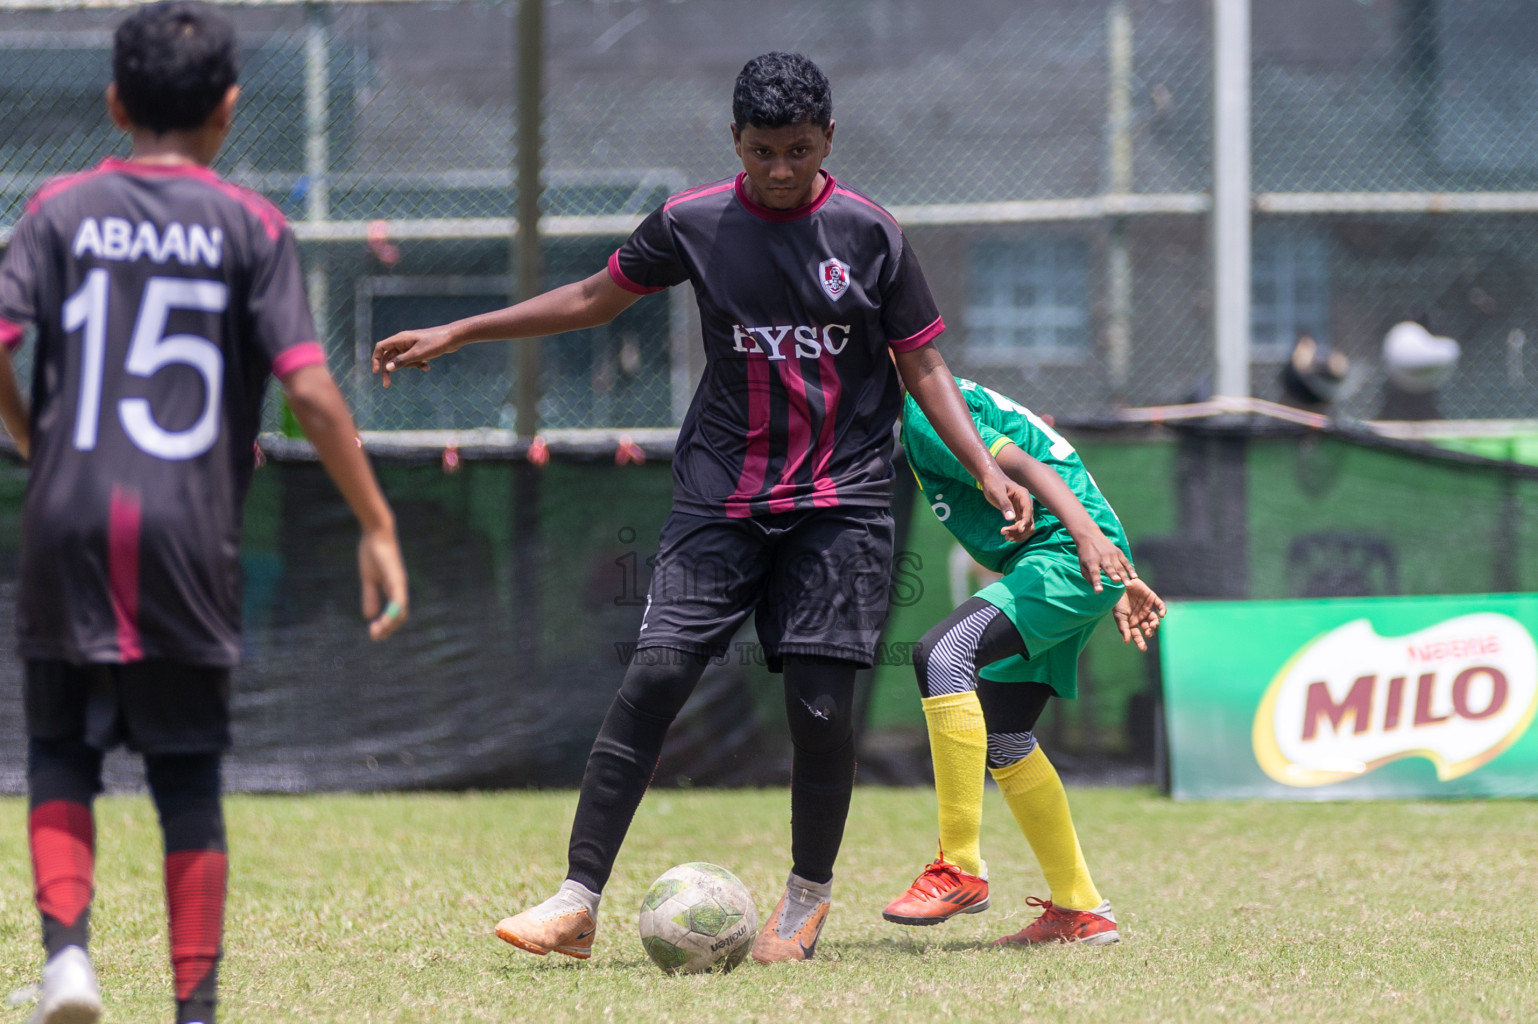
[0,158,326,667]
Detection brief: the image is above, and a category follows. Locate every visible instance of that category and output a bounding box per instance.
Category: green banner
[1161,593,1538,799]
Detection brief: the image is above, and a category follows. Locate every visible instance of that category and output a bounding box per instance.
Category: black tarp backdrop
[1,422,1535,794]
[0,449,911,793]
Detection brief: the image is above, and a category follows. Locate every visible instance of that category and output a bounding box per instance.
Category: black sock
[565,648,706,893]
[147,754,225,1024]
[782,656,857,886]
[27,737,103,956]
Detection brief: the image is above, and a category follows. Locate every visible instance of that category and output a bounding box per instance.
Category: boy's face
[731,121,835,210]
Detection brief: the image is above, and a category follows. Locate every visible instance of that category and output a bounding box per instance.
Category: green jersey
[900,378,1129,574]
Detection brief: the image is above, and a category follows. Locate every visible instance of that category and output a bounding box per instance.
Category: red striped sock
[29,800,94,952]
[165,850,227,1006]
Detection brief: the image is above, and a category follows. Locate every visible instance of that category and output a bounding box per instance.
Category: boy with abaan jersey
[0,4,409,1021]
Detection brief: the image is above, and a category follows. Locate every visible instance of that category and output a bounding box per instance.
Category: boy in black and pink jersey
[0,4,408,1021]
[373,51,1033,964]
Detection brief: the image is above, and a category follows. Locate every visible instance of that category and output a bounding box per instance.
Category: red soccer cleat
[881,859,990,926]
[993,896,1119,947]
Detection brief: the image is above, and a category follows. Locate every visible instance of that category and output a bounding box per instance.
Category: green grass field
[3,787,1535,1023]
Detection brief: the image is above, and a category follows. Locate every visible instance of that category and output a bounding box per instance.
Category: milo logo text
[1253,613,1538,786]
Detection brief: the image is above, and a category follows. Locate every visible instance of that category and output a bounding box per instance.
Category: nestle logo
[1408,635,1500,662]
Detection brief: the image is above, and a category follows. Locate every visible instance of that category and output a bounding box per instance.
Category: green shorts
[974,549,1124,699]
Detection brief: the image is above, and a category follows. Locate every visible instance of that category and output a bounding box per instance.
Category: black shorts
[636,506,895,670]
[25,659,232,755]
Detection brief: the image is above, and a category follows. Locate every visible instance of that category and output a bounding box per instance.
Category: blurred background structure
[1,0,1536,791]
[7,0,1538,424]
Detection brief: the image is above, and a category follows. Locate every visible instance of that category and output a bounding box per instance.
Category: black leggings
[912,597,1055,768]
[780,654,857,886]
[28,737,223,954]
[566,649,856,892]
[28,737,224,851]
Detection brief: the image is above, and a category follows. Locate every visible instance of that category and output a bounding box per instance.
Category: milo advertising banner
[1161,593,1538,799]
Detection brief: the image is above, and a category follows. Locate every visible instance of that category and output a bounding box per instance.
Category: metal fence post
[1106,0,1134,402]
[513,0,544,438]
[512,0,546,671]
[303,4,330,368]
[1402,0,1439,160]
[1211,0,1251,400]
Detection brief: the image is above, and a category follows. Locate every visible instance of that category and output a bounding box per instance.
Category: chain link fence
[2,0,1536,429]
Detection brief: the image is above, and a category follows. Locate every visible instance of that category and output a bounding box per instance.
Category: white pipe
[1212,0,1252,401]
[1106,0,1134,397]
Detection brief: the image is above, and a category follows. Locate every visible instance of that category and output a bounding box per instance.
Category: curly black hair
[113,1,239,134]
[732,52,832,129]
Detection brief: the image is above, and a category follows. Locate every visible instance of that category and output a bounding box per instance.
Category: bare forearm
[0,349,29,458]
[373,270,643,385]
[997,446,1101,540]
[446,272,631,347]
[896,344,1005,488]
[284,367,393,533]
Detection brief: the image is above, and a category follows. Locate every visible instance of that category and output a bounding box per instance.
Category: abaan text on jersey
[71,217,223,268]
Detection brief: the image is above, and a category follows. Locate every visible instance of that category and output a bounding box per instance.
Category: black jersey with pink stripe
[609,172,943,518]
[0,158,325,667]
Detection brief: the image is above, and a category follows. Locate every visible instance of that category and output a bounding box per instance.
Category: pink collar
[734,170,837,222]
[99,156,221,183]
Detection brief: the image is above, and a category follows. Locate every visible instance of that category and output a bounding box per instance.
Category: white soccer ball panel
[637,862,758,974]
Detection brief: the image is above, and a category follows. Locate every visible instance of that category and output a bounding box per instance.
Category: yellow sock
[990,747,1102,910]
[920,691,987,877]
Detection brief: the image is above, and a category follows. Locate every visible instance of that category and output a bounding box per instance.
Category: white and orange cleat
[495,881,600,960]
[993,896,1119,947]
[750,872,832,963]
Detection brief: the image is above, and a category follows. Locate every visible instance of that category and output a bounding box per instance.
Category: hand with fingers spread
[372,326,457,388]
[1112,578,1166,651]
[1070,528,1137,593]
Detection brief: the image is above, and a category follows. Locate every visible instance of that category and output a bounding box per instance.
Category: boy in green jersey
[881,378,1164,946]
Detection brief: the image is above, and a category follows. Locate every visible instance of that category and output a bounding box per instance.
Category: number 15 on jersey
[63,267,228,461]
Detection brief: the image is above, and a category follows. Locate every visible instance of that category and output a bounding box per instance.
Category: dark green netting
[1,422,1534,792]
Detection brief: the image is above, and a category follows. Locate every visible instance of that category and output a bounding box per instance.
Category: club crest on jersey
[818,258,851,301]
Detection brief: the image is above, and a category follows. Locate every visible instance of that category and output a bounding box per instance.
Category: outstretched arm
[372,269,642,387]
[283,364,408,640]
[894,343,1031,537]
[0,347,28,459]
[994,442,1136,591]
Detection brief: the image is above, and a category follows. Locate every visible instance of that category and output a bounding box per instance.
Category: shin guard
[29,800,95,955]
